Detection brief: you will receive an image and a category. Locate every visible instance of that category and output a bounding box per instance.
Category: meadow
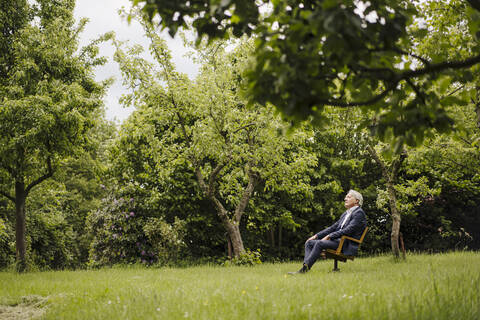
[0,251,479,319]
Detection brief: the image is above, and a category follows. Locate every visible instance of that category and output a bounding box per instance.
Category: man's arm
[306,215,344,242]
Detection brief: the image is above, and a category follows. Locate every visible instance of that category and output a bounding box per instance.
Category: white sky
[74,0,199,123]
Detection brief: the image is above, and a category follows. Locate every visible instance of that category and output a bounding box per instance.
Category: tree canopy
[131,0,480,146]
[112,12,318,258]
[0,0,110,270]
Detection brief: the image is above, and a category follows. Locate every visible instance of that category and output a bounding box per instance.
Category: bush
[27,212,77,269]
[223,249,262,266]
[0,217,14,268]
[87,191,186,267]
[143,217,186,264]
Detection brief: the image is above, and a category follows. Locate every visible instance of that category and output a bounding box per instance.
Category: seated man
[289,189,367,274]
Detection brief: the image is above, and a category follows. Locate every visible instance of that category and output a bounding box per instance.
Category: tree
[366,144,407,258]
[399,101,480,251]
[131,0,480,145]
[0,0,109,271]
[107,116,225,261]
[113,14,317,258]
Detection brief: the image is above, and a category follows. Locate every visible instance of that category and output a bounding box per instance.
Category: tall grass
[0,251,479,319]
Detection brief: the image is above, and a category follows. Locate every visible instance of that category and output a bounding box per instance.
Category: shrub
[87,191,186,267]
[143,217,186,265]
[223,249,262,266]
[0,218,14,268]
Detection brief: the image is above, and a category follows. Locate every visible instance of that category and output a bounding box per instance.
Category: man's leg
[304,239,339,269]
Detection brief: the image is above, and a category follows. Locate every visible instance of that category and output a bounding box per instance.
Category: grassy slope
[0,252,479,319]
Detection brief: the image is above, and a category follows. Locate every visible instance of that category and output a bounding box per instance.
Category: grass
[0,251,479,319]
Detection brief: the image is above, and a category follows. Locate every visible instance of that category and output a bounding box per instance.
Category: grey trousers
[304,239,340,268]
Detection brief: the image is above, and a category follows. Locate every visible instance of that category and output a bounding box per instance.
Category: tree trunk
[227,234,232,259]
[269,227,275,248]
[208,202,245,257]
[278,224,282,249]
[367,144,406,260]
[227,223,245,257]
[194,165,256,258]
[387,181,402,259]
[15,181,27,272]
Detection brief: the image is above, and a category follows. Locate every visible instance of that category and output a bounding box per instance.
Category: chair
[324,227,368,272]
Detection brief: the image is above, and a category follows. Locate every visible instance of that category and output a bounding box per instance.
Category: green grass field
[0,252,479,319]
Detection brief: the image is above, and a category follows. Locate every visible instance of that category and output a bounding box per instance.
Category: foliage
[143,217,187,264]
[0,217,14,268]
[87,190,187,267]
[223,249,262,266]
[0,218,6,239]
[112,12,318,257]
[400,126,480,250]
[2,1,480,270]
[0,115,114,270]
[0,252,479,319]
[0,0,111,270]
[107,97,228,261]
[132,0,480,146]
[0,0,109,186]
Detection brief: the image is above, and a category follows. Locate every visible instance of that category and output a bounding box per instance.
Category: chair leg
[333,259,340,272]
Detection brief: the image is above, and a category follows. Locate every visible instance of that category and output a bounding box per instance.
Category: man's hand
[306,235,317,242]
[321,235,331,241]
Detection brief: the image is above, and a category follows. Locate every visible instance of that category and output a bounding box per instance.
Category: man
[289,190,367,274]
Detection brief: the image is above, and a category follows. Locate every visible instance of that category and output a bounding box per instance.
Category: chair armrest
[342,235,362,243]
[334,228,368,254]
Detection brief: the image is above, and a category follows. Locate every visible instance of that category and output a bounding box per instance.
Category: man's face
[344,193,358,209]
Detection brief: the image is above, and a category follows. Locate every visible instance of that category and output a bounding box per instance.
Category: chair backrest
[358,226,368,243]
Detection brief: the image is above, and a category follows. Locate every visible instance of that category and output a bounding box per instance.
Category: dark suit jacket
[315,207,367,256]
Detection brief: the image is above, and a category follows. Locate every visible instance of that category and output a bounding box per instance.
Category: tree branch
[195,167,209,194]
[366,144,389,179]
[368,47,430,67]
[195,167,231,222]
[323,53,480,108]
[392,47,430,67]
[322,85,393,107]
[392,149,407,180]
[401,53,480,79]
[0,190,15,203]
[232,123,256,134]
[25,157,54,196]
[445,84,465,97]
[234,167,258,224]
[208,161,227,197]
[405,78,426,105]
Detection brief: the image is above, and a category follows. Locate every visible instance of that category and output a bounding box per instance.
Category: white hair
[348,189,363,206]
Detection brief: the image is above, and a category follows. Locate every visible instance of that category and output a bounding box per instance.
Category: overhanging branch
[401,53,480,79]
[322,85,393,107]
[321,53,480,108]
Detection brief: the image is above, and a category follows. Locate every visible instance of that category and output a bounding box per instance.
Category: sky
[73,0,199,123]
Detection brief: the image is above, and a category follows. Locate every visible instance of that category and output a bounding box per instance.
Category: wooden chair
[324,227,368,272]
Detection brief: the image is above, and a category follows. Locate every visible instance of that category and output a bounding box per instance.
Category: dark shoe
[287,264,309,275]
